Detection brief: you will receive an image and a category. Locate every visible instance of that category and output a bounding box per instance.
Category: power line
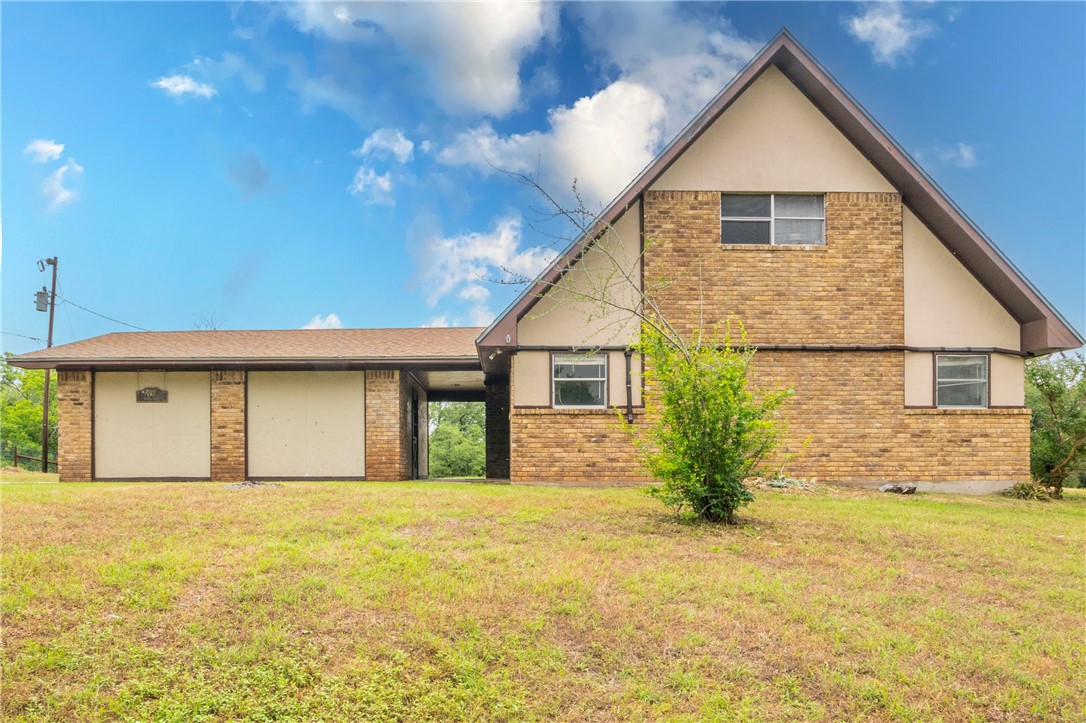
[57,297,150,332]
[2,331,44,342]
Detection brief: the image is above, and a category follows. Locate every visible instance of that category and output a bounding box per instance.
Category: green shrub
[628,321,793,524]
[1001,481,1052,501]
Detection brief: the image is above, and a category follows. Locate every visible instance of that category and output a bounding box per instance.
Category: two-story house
[11,32,1082,487]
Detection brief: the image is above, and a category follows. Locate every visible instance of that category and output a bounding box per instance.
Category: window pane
[937,356,986,380]
[554,363,605,379]
[774,195,824,218]
[937,380,986,407]
[722,195,771,218]
[722,220,770,244]
[774,219,824,245]
[555,380,604,406]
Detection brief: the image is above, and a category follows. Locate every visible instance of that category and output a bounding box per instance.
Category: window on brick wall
[553,354,607,408]
[935,354,988,408]
[721,194,825,245]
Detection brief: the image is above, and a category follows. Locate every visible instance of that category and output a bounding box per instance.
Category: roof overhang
[476,29,1083,356]
[10,357,482,372]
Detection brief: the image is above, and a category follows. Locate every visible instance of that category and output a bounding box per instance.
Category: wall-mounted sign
[136,387,168,403]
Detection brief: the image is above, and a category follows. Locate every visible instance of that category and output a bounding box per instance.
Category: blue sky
[3,1,1083,354]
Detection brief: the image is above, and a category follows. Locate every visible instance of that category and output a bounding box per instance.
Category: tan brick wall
[510,409,652,484]
[643,191,904,345]
[365,370,408,481]
[750,351,1029,482]
[211,371,246,481]
[57,370,92,482]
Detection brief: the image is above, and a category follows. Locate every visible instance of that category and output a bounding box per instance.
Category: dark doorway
[410,390,420,479]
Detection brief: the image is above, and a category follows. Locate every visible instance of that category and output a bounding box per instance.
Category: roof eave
[7,356,483,371]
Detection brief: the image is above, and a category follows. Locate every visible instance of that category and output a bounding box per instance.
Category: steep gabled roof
[477,29,1083,356]
[9,327,483,370]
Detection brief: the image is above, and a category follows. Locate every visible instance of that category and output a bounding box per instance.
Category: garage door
[247,371,365,478]
[94,371,211,479]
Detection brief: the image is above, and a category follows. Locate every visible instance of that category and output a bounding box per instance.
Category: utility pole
[36,257,58,473]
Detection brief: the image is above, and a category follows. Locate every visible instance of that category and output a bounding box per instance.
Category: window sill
[513,406,644,416]
[904,407,1028,415]
[719,243,827,251]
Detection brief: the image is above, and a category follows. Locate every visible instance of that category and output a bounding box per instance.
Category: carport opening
[427,401,485,479]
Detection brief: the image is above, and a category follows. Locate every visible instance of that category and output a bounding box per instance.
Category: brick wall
[210,370,246,481]
[485,376,511,479]
[57,370,92,481]
[510,408,651,484]
[750,351,1029,482]
[643,191,904,345]
[365,370,408,481]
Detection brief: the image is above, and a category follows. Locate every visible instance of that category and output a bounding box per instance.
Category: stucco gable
[652,66,893,194]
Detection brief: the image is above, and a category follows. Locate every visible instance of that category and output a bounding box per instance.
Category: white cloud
[574,5,761,139]
[437,6,761,206]
[439,80,667,206]
[152,74,218,99]
[420,215,555,325]
[917,141,978,170]
[286,1,556,116]
[43,158,84,211]
[354,128,414,164]
[844,1,937,66]
[421,315,451,328]
[186,52,265,92]
[348,167,394,205]
[302,313,344,329]
[24,139,64,163]
[940,142,977,169]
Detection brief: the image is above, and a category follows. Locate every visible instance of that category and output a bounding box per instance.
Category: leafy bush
[1001,481,1052,501]
[629,321,793,524]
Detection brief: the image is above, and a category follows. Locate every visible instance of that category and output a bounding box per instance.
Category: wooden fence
[10,447,57,473]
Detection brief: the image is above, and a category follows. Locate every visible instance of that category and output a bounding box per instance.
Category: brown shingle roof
[8,328,484,369]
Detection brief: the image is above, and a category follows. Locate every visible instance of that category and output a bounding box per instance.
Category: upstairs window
[935,354,988,408]
[553,354,607,408]
[721,194,825,246]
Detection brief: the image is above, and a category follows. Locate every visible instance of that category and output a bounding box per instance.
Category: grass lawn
[2,481,1083,721]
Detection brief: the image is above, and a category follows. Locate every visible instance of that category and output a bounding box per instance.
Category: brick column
[485,375,510,479]
[211,370,246,481]
[365,370,406,480]
[57,370,92,481]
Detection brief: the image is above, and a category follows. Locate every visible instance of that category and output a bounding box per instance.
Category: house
[10,32,1082,486]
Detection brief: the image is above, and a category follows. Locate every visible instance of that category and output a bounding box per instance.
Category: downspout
[624,348,634,424]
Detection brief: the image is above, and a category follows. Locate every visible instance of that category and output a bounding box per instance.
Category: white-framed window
[721,194,825,246]
[935,354,988,408]
[553,353,607,408]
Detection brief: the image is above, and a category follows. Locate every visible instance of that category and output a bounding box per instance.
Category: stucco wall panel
[903,208,1019,349]
[653,67,894,193]
[94,371,211,479]
[991,354,1025,407]
[518,203,642,347]
[512,352,551,407]
[248,371,365,478]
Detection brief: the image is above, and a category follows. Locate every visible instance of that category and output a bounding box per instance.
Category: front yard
[1,480,1082,721]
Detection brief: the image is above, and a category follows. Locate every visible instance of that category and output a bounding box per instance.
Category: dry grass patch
[2,482,1083,721]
